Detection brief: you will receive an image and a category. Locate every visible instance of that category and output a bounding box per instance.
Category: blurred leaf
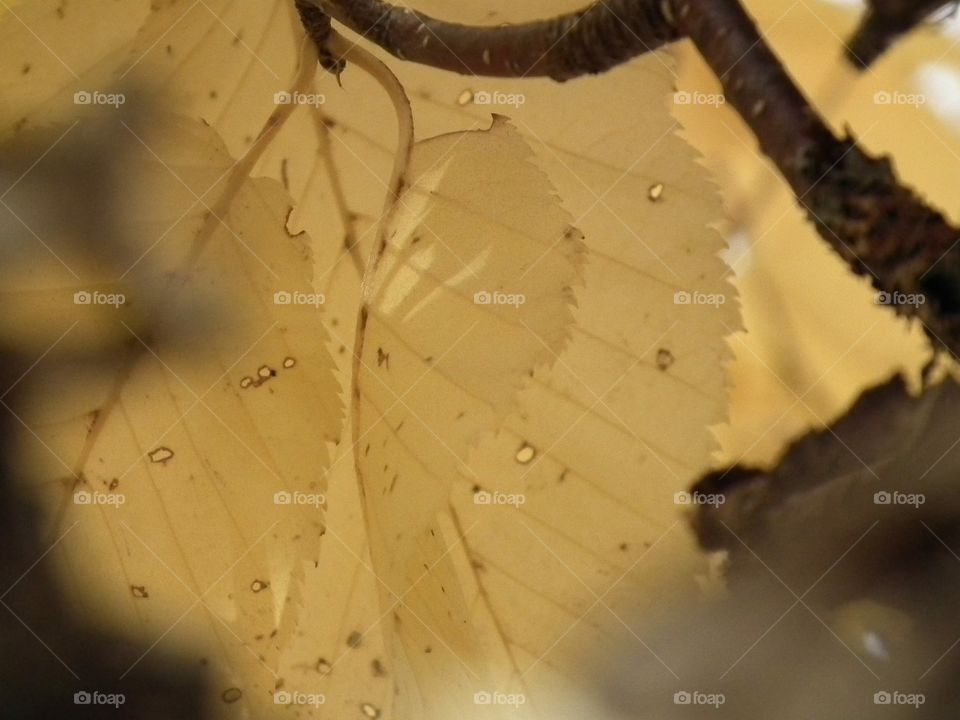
[692,373,960,592]
[2,106,341,716]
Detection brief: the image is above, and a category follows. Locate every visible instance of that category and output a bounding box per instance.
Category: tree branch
[671,0,960,353]
[315,0,680,80]
[845,0,954,70]
[313,0,960,357]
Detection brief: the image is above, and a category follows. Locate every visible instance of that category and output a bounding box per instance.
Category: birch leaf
[2,102,341,716]
[354,116,584,583]
[351,24,740,717]
[0,0,149,130]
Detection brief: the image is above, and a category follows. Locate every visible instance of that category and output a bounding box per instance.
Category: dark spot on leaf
[131,585,149,599]
[222,687,242,703]
[656,348,675,370]
[346,630,362,648]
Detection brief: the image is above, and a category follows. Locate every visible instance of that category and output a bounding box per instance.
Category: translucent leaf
[351,38,740,718]
[353,113,585,649]
[0,0,149,130]
[2,103,341,715]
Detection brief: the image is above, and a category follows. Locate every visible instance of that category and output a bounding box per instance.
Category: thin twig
[845,0,954,69]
